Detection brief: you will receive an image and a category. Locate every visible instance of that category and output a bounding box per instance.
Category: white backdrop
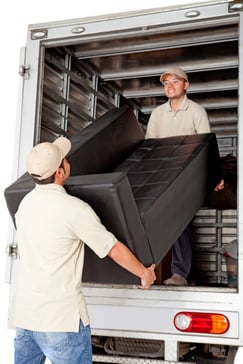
[0,1,220,362]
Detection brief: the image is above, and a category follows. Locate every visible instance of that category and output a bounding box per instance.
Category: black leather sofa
[4,106,221,284]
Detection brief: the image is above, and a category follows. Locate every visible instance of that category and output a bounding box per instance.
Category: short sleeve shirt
[14,183,117,332]
[146,95,211,138]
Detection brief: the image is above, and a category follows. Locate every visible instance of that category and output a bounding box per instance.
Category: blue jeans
[14,321,92,364]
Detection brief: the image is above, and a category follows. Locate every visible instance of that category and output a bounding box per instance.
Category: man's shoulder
[187,97,205,111]
[152,101,169,114]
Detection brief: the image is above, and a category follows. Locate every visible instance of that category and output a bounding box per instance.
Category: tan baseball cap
[160,67,188,83]
[27,136,71,180]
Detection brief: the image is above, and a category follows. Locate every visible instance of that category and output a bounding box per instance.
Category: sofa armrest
[4,172,35,228]
[66,172,153,284]
[4,171,153,284]
[66,172,152,263]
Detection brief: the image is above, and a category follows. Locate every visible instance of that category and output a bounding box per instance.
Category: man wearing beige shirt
[14,137,156,364]
[146,67,223,287]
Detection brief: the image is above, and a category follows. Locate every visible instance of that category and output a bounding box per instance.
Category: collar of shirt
[35,183,66,193]
[166,95,189,112]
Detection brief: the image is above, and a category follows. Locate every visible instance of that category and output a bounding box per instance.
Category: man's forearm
[108,241,156,289]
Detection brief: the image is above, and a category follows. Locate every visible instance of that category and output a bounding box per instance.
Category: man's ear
[57,167,64,177]
[54,168,64,181]
[184,80,189,91]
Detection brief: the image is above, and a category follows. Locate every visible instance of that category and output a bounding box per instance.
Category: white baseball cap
[160,67,188,83]
[27,136,71,180]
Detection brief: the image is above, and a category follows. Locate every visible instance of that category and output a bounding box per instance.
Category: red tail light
[174,312,230,334]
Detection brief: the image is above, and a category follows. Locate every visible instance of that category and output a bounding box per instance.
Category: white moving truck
[5,0,243,362]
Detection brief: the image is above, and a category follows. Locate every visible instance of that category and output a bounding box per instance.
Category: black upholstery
[69,106,144,175]
[4,106,221,285]
[115,134,220,263]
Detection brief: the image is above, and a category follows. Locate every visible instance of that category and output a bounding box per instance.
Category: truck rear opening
[35,1,238,287]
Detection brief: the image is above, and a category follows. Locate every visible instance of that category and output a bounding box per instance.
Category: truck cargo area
[33,0,238,287]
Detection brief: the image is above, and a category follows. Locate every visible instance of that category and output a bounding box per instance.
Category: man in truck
[146,66,224,287]
[13,136,156,364]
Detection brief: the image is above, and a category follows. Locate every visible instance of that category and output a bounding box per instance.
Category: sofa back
[68,106,145,176]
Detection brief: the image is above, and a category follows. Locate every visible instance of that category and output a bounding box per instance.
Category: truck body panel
[6,0,243,362]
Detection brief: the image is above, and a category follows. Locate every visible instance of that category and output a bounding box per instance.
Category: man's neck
[169,95,186,111]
